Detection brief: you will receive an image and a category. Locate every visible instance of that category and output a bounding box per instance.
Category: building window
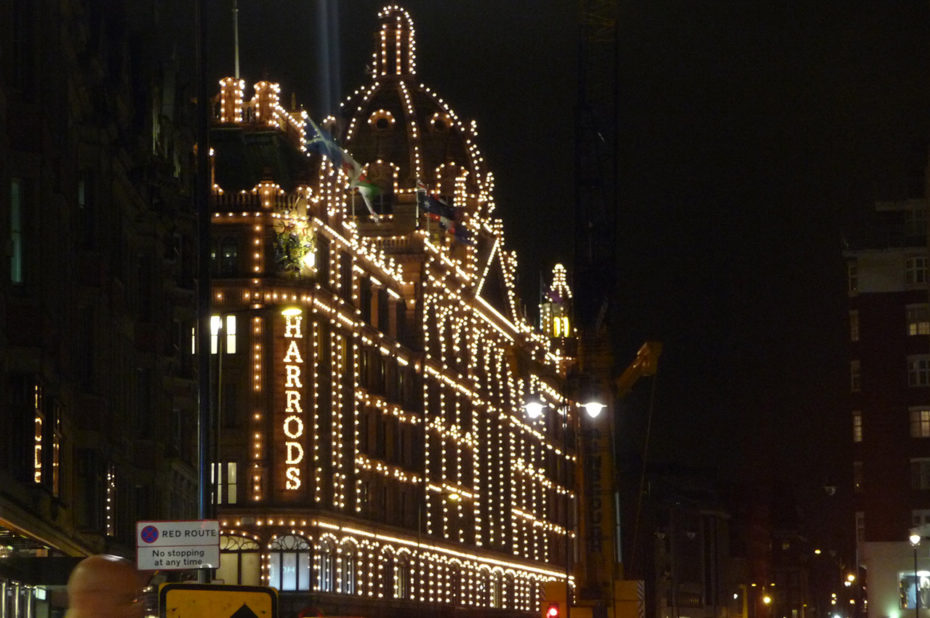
[210,314,237,354]
[907,206,928,238]
[908,355,930,387]
[852,410,862,443]
[217,535,261,586]
[912,458,930,490]
[906,256,928,285]
[219,238,239,276]
[855,511,865,545]
[269,535,312,591]
[339,542,357,594]
[319,540,335,592]
[491,572,503,608]
[908,305,930,336]
[911,408,930,438]
[10,178,24,285]
[913,510,930,528]
[853,462,863,493]
[850,360,861,392]
[211,461,238,504]
[847,260,858,295]
[393,553,410,599]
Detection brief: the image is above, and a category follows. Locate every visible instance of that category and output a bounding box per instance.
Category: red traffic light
[547,603,560,618]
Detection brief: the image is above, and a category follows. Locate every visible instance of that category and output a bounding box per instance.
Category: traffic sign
[158,583,277,618]
[136,520,220,571]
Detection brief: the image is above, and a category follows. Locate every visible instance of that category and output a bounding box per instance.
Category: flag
[355,175,381,217]
[426,213,475,246]
[305,117,380,220]
[416,182,455,220]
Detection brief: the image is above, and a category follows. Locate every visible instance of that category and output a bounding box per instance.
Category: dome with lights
[335,5,489,218]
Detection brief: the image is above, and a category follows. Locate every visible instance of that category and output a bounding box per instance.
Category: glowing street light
[910,533,921,618]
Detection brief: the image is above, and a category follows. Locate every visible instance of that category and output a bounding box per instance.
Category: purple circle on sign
[140,525,159,544]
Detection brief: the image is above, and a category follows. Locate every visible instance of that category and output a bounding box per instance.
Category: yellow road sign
[159,583,277,618]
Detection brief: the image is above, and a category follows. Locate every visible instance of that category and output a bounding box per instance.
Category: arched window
[505,573,516,609]
[217,535,261,586]
[268,535,312,591]
[318,539,335,592]
[339,541,357,594]
[394,553,411,600]
[491,571,503,608]
[477,568,491,607]
[381,551,395,599]
[449,563,462,606]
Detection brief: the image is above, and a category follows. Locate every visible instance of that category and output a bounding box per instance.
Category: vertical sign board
[137,520,220,570]
[159,583,277,618]
[277,310,307,497]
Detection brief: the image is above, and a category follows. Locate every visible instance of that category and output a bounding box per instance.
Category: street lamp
[911,533,921,618]
[525,392,573,618]
[524,386,606,618]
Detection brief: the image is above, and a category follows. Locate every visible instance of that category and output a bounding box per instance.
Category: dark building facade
[0,0,199,614]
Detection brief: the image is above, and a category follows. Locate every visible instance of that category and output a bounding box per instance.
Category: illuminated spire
[374,5,417,77]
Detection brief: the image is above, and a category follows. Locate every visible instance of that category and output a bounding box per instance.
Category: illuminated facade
[211,6,578,617]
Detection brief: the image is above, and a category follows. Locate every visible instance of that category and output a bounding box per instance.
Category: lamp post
[525,388,605,618]
[911,533,921,618]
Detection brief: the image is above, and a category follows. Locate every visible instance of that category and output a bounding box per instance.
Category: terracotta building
[208,6,580,617]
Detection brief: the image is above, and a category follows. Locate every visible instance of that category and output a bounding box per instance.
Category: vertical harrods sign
[277,310,307,495]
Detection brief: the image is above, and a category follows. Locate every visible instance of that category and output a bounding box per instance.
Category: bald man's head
[65,554,143,618]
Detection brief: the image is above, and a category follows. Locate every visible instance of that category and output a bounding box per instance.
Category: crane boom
[615,342,662,398]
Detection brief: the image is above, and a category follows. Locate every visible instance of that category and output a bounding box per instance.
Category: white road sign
[136,520,220,571]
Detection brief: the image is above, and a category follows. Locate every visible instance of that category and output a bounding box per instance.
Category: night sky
[205,2,930,496]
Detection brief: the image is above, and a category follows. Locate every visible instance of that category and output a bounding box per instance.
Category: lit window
[210,314,237,354]
[911,408,930,438]
[211,461,238,504]
[853,461,863,493]
[268,535,311,591]
[852,410,862,443]
[850,360,861,392]
[218,535,261,586]
[908,304,930,336]
[912,458,930,490]
[849,310,859,341]
[906,256,928,285]
[908,355,930,387]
